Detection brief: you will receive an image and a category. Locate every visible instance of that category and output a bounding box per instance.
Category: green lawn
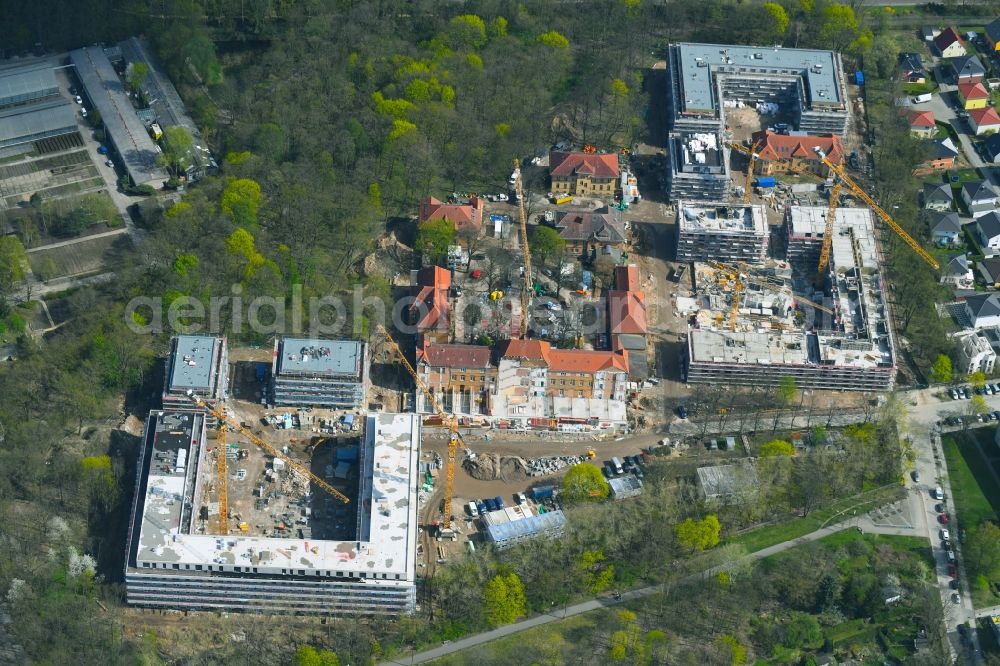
[942,430,1000,528]
[726,485,905,553]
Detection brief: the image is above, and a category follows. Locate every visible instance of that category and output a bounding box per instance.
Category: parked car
[941,528,951,542]
[676,405,688,419]
[105,159,114,168]
[484,498,497,512]
[951,578,961,590]
[950,388,959,400]
[936,503,946,513]
[952,592,962,604]
[947,549,956,563]
[933,486,944,500]
[948,563,957,577]
[911,470,921,482]
[74,95,82,104]
[939,513,951,524]
[494,495,504,509]
[476,500,488,515]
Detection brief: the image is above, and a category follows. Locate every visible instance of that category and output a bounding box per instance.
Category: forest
[0,0,984,663]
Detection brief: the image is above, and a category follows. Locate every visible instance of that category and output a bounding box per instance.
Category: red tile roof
[418,196,484,233]
[411,266,451,332]
[958,81,990,100]
[970,107,1000,126]
[614,264,640,292]
[549,151,620,179]
[499,339,551,364]
[608,290,647,335]
[417,342,492,368]
[499,339,628,374]
[750,131,844,165]
[904,109,936,128]
[548,349,628,374]
[934,27,965,52]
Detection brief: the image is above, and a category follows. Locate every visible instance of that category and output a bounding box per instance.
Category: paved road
[903,386,1000,663]
[378,517,889,666]
[24,226,128,253]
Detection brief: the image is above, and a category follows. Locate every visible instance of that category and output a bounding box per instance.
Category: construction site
[124,407,421,615]
[680,204,899,391]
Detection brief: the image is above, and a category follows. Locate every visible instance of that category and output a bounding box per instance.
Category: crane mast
[513,159,533,339]
[375,324,461,534]
[814,148,939,270]
[216,415,228,534]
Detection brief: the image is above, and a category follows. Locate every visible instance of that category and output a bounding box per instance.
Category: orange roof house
[418,196,484,234]
[549,152,620,179]
[749,131,844,175]
[970,106,1000,135]
[410,266,451,342]
[608,265,647,335]
[902,109,937,137]
[958,81,991,110]
[548,348,629,374]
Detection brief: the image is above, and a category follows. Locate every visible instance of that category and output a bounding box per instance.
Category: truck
[149,122,163,140]
[552,194,573,205]
[911,93,932,104]
[532,485,554,501]
[755,176,776,189]
[611,457,624,475]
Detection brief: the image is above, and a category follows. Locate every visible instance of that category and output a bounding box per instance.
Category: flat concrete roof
[678,201,768,235]
[674,42,843,113]
[276,338,363,377]
[70,46,168,187]
[167,335,221,393]
[787,206,879,271]
[690,329,887,369]
[0,64,58,106]
[135,412,419,579]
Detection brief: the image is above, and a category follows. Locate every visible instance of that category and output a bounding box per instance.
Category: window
[578,391,584,398]
[172,564,179,570]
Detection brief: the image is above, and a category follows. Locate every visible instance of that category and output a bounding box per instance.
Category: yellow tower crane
[187,392,351,505]
[727,141,761,204]
[814,148,940,270]
[216,413,229,535]
[819,178,843,274]
[708,260,834,315]
[375,324,461,536]
[513,159,533,339]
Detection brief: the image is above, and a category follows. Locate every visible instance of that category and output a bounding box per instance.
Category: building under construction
[162,335,228,410]
[123,411,420,615]
[665,42,850,136]
[665,132,730,201]
[270,337,368,409]
[675,201,768,263]
[684,206,896,391]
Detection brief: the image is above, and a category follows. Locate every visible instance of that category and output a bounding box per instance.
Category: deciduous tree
[0,236,28,295]
[561,464,610,503]
[529,225,566,268]
[415,219,455,266]
[930,354,953,384]
[675,515,721,552]
[760,439,794,457]
[482,572,526,626]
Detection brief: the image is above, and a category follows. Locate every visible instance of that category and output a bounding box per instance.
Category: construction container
[755,176,776,188]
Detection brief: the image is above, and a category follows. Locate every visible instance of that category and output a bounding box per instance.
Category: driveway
[923,83,1000,188]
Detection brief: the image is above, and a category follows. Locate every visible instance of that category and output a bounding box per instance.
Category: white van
[911,93,933,104]
[467,501,479,518]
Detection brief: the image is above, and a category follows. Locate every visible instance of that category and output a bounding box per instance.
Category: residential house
[492,339,629,427]
[926,210,962,245]
[956,329,997,374]
[552,208,627,258]
[903,109,937,138]
[934,27,967,58]
[922,182,954,211]
[750,130,844,177]
[410,266,451,344]
[983,133,1000,163]
[942,254,974,288]
[913,138,958,175]
[898,52,926,83]
[976,211,1000,250]
[415,342,496,415]
[607,264,648,379]
[418,195,484,236]
[965,292,1000,328]
[969,107,1000,136]
[957,81,990,110]
[548,151,620,198]
[986,17,1000,51]
[949,54,986,84]
[962,180,998,217]
[978,256,1000,287]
